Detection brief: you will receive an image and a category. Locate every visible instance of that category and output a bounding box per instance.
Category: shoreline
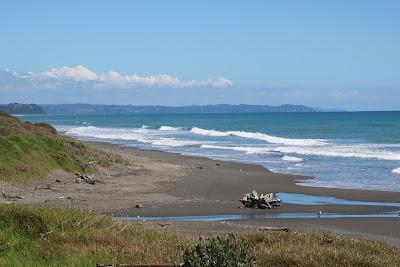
[2,138,400,247]
[90,141,400,205]
[88,141,400,247]
[78,141,400,220]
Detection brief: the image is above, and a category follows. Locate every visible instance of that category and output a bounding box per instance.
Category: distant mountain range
[40,103,317,115]
[0,103,45,114]
[0,103,318,115]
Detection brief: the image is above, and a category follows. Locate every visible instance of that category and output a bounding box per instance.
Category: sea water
[22,112,400,192]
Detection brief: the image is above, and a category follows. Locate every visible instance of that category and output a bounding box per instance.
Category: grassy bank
[0,204,399,267]
[0,111,122,182]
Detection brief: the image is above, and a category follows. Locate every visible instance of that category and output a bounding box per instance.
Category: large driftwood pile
[239,190,280,209]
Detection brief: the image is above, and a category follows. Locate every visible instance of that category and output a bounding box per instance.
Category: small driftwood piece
[75,172,97,185]
[2,190,24,201]
[34,183,56,191]
[239,190,280,209]
[259,226,289,232]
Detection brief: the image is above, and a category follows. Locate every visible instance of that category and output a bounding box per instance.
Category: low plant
[181,233,256,267]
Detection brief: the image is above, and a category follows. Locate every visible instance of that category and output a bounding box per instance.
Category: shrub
[181,233,256,267]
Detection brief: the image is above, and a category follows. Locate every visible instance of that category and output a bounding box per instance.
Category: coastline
[2,138,400,247]
[90,141,400,247]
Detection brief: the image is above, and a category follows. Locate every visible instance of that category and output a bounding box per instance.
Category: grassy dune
[0,204,399,267]
[0,111,122,182]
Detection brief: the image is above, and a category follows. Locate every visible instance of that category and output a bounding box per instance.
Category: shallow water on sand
[276,193,400,207]
[116,211,400,222]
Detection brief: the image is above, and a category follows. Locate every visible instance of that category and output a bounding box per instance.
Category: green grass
[0,204,399,267]
[0,204,188,267]
[0,112,123,182]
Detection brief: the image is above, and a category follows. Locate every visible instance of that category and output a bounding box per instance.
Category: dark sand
[1,140,399,247]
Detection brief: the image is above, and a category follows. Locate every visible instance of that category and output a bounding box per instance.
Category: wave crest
[191,127,326,146]
[159,126,185,131]
[275,145,400,161]
[282,155,304,162]
[392,167,400,174]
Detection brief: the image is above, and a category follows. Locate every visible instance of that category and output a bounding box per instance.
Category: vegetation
[0,204,188,266]
[0,111,123,182]
[0,204,399,267]
[181,234,256,267]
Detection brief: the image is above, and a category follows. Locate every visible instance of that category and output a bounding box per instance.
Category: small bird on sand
[317,211,322,217]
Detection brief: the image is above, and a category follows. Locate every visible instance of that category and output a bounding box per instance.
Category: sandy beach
[1,140,400,247]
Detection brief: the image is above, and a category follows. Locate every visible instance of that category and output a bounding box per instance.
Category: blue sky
[0,0,399,110]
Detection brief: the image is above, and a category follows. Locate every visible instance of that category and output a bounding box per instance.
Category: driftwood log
[239,190,280,209]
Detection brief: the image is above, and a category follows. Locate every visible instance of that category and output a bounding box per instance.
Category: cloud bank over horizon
[3,65,233,89]
[0,66,398,111]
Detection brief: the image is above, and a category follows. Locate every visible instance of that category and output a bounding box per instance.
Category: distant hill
[0,103,46,114]
[41,104,317,115]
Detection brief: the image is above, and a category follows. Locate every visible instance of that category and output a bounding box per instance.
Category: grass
[0,204,399,267]
[0,112,124,182]
[0,204,188,267]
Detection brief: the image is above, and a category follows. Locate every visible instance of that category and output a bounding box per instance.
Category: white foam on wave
[141,125,154,129]
[274,145,400,161]
[282,155,304,162]
[191,127,230,137]
[65,126,400,162]
[67,126,147,141]
[201,144,272,155]
[147,138,205,147]
[159,126,185,131]
[392,167,400,174]
[66,126,210,148]
[191,127,326,146]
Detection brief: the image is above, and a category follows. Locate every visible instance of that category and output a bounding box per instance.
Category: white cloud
[40,65,98,81]
[10,65,233,88]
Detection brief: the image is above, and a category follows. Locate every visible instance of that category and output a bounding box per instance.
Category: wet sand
[92,142,400,247]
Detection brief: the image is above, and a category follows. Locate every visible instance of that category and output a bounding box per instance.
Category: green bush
[181,234,256,267]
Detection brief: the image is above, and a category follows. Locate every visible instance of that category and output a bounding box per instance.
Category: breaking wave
[200,144,272,155]
[282,155,304,162]
[66,126,210,148]
[159,126,185,131]
[274,145,400,161]
[392,167,400,174]
[66,126,147,141]
[141,125,154,129]
[141,138,206,147]
[191,127,326,146]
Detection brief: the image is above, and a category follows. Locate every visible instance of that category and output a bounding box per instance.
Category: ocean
[21,112,400,192]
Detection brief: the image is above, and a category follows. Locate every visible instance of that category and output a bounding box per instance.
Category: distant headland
[0,103,45,115]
